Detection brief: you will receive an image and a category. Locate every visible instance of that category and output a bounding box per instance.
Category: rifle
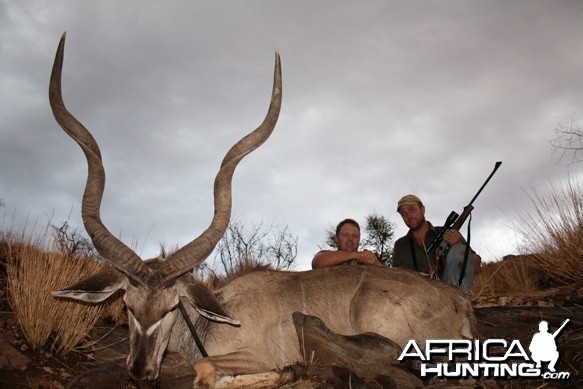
[552,318,570,338]
[426,161,502,284]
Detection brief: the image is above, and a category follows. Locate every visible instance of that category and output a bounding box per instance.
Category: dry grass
[474,177,583,301]
[516,178,583,284]
[3,226,115,354]
[473,255,548,298]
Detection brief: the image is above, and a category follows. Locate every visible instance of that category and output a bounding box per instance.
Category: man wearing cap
[312,218,383,268]
[392,194,481,291]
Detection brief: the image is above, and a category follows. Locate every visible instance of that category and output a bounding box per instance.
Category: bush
[4,225,113,354]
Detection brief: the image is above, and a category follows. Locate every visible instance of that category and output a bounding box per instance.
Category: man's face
[398,203,426,231]
[335,223,360,252]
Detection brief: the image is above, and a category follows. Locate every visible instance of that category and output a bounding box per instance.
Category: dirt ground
[1,271,581,388]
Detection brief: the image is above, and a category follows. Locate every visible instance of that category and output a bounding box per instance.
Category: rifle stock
[451,204,474,232]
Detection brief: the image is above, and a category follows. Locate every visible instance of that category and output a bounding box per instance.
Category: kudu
[50,34,477,388]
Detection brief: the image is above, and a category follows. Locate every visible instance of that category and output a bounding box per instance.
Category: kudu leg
[194,351,277,388]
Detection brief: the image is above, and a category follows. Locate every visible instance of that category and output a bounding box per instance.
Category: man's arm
[312,250,381,268]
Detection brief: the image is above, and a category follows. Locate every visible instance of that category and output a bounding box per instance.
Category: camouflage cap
[397,194,423,212]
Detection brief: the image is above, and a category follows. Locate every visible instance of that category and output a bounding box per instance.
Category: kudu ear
[52,269,127,303]
[181,281,240,326]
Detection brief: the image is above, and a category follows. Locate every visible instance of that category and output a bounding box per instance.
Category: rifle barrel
[468,161,502,206]
[426,161,502,255]
[552,318,570,338]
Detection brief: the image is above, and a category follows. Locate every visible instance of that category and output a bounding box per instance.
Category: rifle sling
[458,213,472,286]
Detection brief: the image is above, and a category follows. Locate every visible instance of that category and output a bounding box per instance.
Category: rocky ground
[1,270,581,388]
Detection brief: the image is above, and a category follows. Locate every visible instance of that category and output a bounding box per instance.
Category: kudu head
[49,33,282,381]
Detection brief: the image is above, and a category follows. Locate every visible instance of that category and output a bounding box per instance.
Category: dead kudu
[49,34,477,388]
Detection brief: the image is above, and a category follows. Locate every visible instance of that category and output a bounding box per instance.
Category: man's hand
[443,229,462,246]
[357,250,383,266]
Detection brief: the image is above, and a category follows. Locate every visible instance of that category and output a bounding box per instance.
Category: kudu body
[49,34,477,388]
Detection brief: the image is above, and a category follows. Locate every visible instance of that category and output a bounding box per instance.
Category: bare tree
[212,219,298,277]
[361,212,395,266]
[320,225,337,250]
[267,224,299,269]
[550,115,583,164]
[50,221,97,257]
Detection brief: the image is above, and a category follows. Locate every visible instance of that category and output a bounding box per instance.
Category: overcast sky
[1,1,582,270]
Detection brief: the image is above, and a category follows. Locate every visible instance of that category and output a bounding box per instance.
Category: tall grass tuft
[516,178,583,284]
[4,224,109,354]
[473,255,547,298]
